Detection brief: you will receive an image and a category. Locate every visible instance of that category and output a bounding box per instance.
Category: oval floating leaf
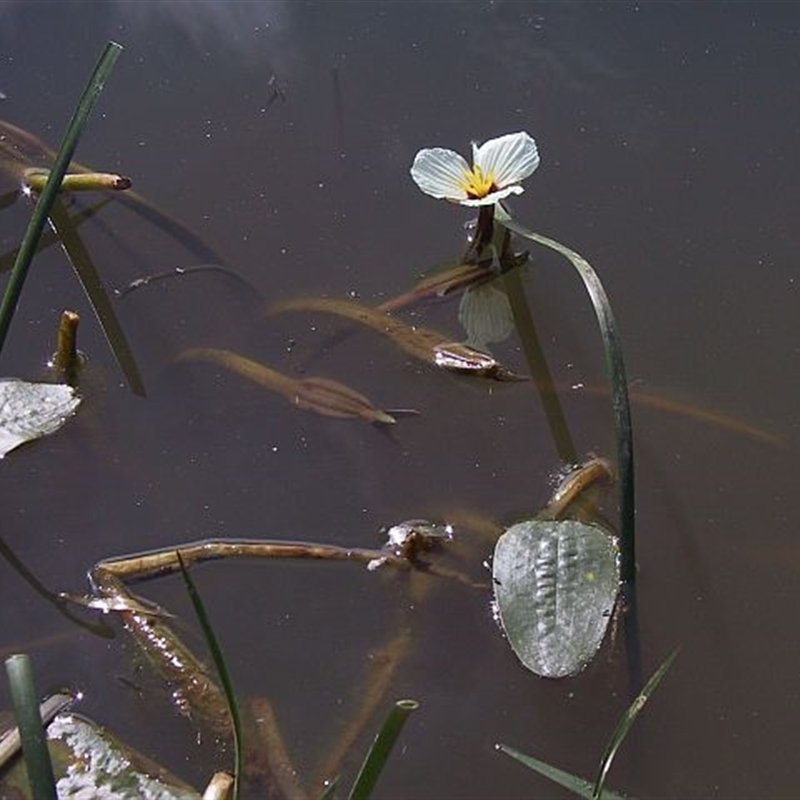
[492,519,619,678]
[0,379,80,458]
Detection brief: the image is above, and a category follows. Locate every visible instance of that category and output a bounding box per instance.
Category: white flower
[410,131,539,207]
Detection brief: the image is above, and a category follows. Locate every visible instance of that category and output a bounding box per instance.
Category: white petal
[457,184,524,207]
[473,132,539,189]
[410,147,471,200]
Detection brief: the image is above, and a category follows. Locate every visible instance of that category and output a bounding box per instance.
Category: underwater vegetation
[0,35,783,800]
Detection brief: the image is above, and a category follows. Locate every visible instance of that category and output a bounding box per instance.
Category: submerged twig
[270,297,526,381]
[376,261,499,313]
[116,264,261,301]
[248,698,309,800]
[176,347,398,425]
[315,630,411,788]
[96,540,410,584]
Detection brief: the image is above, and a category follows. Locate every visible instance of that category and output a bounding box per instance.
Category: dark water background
[1,2,798,798]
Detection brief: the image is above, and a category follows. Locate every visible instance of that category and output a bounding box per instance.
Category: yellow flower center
[462,165,497,199]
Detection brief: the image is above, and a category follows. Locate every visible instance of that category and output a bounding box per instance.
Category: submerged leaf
[177,347,397,425]
[492,519,619,678]
[271,297,526,380]
[0,379,80,458]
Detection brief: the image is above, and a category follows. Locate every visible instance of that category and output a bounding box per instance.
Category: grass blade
[175,551,243,800]
[4,654,57,800]
[348,699,419,800]
[592,647,679,799]
[47,198,145,396]
[499,213,636,582]
[0,41,123,356]
[496,743,628,800]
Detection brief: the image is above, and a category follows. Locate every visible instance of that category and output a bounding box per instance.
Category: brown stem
[53,309,80,386]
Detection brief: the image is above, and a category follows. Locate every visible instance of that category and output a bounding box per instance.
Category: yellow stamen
[461,165,496,199]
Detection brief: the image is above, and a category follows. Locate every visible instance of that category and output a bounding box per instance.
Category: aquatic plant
[410,131,539,206]
[411,131,636,584]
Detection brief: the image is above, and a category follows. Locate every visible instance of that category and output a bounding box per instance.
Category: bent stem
[499,213,636,583]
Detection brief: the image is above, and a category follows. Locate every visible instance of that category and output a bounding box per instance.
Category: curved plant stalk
[499,214,636,583]
[176,552,242,800]
[497,647,677,798]
[0,41,123,357]
[270,297,526,381]
[592,647,679,799]
[347,699,419,800]
[4,654,57,800]
[177,347,397,425]
[47,198,145,396]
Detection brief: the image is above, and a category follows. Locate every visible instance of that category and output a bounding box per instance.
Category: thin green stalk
[348,699,419,800]
[499,214,636,583]
[592,647,679,799]
[0,41,123,356]
[5,654,57,800]
[176,551,243,800]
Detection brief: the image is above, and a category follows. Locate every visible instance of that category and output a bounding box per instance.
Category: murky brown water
[1,2,798,798]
